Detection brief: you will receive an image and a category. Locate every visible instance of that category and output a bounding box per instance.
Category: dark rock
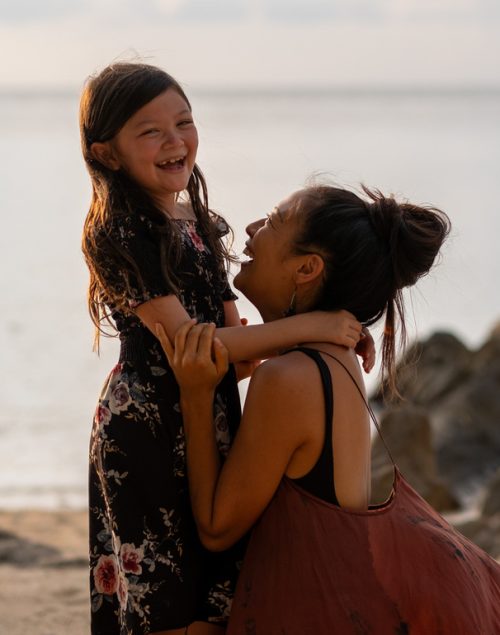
[371,405,459,511]
[373,332,473,406]
[372,328,500,504]
[482,469,500,518]
[456,467,500,559]
[0,528,61,567]
[453,514,500,561]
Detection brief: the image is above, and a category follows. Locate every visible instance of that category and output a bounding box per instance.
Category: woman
[157,185,457,633]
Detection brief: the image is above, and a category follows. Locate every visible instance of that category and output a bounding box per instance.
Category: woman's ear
[295,253,325,285]
[90,142,120,170]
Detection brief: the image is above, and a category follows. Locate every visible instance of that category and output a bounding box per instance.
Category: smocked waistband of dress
[118,328,151,367]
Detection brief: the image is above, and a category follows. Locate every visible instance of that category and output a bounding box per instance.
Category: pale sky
[0,0,499,89]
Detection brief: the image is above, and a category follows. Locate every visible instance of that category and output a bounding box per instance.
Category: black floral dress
[88,212,244,634]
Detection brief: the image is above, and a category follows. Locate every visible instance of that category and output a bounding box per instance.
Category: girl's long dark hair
[80,62,234,349]
[292,185,451,397]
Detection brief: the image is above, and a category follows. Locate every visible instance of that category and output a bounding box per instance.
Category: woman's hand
[355,327,376,373]
[156,320,229,396]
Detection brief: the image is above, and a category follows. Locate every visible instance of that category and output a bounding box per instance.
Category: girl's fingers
[351,321,362,336]
[347,330,360,346]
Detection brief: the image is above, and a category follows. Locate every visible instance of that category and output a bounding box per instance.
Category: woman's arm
[137,294,362,364]
[158,322,310,551]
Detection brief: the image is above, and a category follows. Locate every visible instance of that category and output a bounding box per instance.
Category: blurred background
[1,0,499,511]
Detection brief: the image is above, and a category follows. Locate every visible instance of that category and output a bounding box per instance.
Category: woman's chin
[233,268,246,292]
[233,271,256,306]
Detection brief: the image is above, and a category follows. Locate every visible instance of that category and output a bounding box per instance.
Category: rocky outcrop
[0,529,60,567]
[371,324,500,557]
[373,326,500,505]
[453,469,500,560]
[483,468,500,518]
[371,405,459,510]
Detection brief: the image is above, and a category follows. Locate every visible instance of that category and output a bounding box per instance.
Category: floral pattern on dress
[182,220,208,253]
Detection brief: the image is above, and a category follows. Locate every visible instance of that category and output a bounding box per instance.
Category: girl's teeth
[159,158,184,166]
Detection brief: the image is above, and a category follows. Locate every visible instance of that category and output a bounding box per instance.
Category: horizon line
[1,83,500,99]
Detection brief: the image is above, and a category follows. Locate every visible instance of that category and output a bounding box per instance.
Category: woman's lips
[241,245,254,266]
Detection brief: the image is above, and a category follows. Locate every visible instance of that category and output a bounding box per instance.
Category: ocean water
[1,88,499,509]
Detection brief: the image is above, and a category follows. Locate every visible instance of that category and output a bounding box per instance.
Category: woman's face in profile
[234,192,305,321]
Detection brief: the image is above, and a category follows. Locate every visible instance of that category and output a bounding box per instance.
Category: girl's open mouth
[157,157,185,170]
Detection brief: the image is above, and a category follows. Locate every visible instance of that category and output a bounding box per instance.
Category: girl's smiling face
[99,88,199,212]
[234,192,307,321]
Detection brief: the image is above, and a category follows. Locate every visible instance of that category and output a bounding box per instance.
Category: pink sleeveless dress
[227,348,500,635]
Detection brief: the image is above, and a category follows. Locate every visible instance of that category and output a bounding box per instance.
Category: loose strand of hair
[381,291,407,401]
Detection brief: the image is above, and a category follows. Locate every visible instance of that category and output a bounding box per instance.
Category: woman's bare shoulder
[247,350,324,406]
[252,349,322,382]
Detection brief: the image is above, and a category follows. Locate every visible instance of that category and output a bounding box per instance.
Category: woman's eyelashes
[266,214,276,229]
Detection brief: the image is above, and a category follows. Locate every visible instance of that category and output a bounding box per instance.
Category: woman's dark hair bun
[364,186,451,290]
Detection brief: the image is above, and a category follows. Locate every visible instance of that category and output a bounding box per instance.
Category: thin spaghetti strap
[318,350,396,467]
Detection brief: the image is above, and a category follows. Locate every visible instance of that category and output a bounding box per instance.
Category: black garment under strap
[315,349,396,467]
[282,347,339,505]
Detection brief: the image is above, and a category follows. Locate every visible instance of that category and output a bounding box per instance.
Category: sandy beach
[0,510,89,635]
[1,504,499,634]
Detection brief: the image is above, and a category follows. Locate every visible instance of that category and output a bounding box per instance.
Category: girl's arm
[158,321,310,551]
[137,294,362,364]
[223,301,261,381]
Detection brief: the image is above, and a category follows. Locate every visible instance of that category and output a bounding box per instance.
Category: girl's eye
[141,129,159,137]
[178,119,194,127]
[265,214,275,228]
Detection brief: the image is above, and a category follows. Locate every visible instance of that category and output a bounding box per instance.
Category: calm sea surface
[1,89,499,508]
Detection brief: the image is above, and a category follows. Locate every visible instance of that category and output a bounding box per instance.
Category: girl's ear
[90,142,120,170]
[294,253,325,285]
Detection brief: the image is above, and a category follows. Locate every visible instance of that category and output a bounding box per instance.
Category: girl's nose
[162,130,184,148]
[246,219,265,236]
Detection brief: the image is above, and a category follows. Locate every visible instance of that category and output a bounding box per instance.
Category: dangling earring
[283,288,297,317]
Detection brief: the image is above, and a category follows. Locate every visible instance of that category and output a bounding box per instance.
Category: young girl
[80,63,369,635]
[158,187,500,633]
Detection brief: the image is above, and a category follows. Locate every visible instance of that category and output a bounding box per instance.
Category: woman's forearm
[180,391,225,548]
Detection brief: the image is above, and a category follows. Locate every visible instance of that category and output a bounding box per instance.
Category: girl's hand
[355,327,376,373]
[316,310,362,348]
[156,320,229,395]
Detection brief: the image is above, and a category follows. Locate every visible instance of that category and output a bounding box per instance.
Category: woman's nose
[245,219,265,236]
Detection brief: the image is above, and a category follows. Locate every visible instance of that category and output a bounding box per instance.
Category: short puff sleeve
[94,213,174,309]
